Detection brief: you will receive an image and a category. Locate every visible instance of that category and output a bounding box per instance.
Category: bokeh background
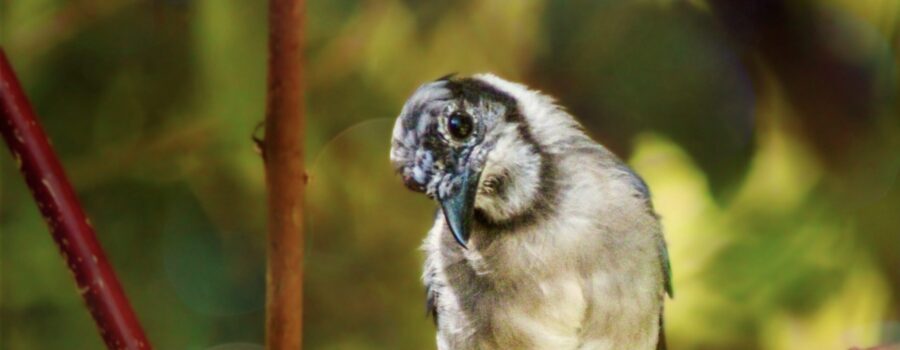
[1,0,899,349]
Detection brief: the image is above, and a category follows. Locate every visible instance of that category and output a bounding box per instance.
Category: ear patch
[479,171,508,197]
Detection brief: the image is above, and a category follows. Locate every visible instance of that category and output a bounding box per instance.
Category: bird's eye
[447,111,474,140]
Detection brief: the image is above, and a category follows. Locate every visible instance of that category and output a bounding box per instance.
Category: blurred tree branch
[263,0,306,349]
[707,0,900,317]
[707,0,893,167]
[0,50,152,349]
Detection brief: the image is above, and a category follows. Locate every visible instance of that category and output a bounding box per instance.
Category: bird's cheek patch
[479,172,507,197]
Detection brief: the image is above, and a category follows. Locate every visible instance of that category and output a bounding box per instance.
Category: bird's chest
[438,251,589,349]
[435,247,659,350]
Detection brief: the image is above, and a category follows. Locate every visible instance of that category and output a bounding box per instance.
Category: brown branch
[0,49,152,349]
[264,0,305,349]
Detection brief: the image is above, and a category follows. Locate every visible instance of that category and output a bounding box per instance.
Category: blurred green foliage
[1,0,899,349]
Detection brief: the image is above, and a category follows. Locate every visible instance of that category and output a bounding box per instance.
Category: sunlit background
[1,1,899,349]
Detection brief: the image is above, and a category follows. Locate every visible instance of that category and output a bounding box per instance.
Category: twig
[263,0,306,349]
[0,49,152,349]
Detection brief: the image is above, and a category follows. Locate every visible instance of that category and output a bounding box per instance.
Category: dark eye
[447,111,474,140]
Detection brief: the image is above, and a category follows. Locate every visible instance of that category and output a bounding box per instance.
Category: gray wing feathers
[617,163,673,297]
[618,164,673,350]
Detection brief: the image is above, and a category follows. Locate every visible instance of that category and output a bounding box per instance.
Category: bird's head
[391,74,557,248]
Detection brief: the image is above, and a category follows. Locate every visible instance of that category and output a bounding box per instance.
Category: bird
[389,73,673,350]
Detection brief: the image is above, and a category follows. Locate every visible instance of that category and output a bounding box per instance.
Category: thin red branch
[264,0,306,349]
[0,49,152,350]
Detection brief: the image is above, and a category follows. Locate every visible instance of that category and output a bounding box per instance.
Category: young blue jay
[390,74,673,350]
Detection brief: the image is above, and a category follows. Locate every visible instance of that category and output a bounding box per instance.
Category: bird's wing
[660,239,674,298]
[616,164,673,350]
[616,163,674,297]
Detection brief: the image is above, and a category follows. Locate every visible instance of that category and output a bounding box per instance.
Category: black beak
[438,168,482,249]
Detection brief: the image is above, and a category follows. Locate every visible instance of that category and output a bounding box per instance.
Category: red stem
[0,49,152,350]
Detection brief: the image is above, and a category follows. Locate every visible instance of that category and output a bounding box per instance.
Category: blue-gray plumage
[390,74,673,350]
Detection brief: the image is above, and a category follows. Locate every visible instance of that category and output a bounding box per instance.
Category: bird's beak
[438,168,482,249]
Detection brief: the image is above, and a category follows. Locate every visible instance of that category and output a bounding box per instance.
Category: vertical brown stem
[264,0,305,349]
[0,50,152,349]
